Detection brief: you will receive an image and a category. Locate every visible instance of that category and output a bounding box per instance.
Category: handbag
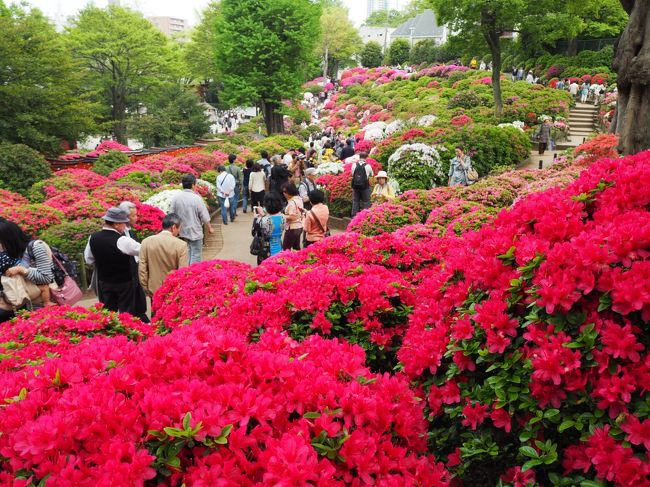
[49,255,83,306]
[223,196,230,209]
[466,167,479,182]
[0,275,41,308]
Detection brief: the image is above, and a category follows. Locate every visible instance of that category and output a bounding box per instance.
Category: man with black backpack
[350,152,374,217]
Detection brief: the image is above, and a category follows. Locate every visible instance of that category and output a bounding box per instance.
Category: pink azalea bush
[347,203,420,237]
[0,204,63,235]
[398,151,650,485]
[0,305,152,375]
[0,324,449,485]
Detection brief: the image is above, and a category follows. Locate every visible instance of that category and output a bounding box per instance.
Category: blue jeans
[218,195,237,223]
[186,239,203,265]
[232,185,240,217]
[242,187,249,212]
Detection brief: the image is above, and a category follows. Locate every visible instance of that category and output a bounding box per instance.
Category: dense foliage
[0,144,52,195]
[0,3,95,154]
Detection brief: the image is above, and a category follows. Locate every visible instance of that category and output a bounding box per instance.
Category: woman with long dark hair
[0,219,55,321]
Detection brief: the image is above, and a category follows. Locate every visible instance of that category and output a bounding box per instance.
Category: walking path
[519,102,599,170]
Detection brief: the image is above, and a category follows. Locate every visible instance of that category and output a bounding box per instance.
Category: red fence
[47,145,204,172]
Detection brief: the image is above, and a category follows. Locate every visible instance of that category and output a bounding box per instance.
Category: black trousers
[98,279,149,322]
[538,142,548,155]
[251,190,265,209]
[283,228,302,251]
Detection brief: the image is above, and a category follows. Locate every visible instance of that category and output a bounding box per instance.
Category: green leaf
[580,481,606,487]
[558,420,575,432]
[304,411,321,419]
[519,446,539,458]
[182,412,191,430]
[521,459,540,472]
[544,408,560,419]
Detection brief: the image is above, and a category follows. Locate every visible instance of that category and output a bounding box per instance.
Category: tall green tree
[0,2,95,155]
[387,38,411,66]
[520,0,627,56]
[184,2,220,83]
[360,41,385,68]
[318,6,361,79]
[428,0,531,117]
[66,6,180,144]
[214,0,321,134]
[129,85,210,148]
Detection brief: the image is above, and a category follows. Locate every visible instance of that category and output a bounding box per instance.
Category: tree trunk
[327,57,339,81]
[111,86,128,145]
[323,45,329,80]
[613,0,650,155]
[566,37,578,56]
[261,101,284,134]
[481,9,503,118]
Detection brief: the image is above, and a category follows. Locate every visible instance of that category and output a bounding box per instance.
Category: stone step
[569,113,596,120]
[571,123,596,130]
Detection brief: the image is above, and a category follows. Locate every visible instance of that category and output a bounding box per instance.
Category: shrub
[399,152,650,485]
[92,150,131,176]
[0,204,63,235]
[40,219,102,265]
[0,144,52,195]
[448,90,483,110]
[0,322,448,485]
[347,203,420,236]
[387,143,447,190]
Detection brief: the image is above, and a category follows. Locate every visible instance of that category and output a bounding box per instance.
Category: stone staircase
[521,102,599,169]
[555,102,599,151]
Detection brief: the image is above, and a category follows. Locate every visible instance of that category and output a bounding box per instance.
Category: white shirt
[216,172,236,198]
[84,227,141,265]
[283,153,293,166]
[248,171,266,193]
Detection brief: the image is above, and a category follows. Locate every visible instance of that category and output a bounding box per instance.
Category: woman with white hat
[371,171,396,203]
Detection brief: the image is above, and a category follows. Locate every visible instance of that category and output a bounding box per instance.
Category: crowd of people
[0,202,189,323]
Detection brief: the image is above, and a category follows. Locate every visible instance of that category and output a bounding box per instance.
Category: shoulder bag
[49,253,83,306]
[0,274,41,309]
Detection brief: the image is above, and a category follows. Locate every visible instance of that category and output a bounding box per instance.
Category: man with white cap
[84,207,147,320]
[299,167,319,211]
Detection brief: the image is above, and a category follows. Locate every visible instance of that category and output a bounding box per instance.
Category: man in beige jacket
[139,213,189,296]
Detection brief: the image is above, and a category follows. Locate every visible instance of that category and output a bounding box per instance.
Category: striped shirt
[22,240,54,285]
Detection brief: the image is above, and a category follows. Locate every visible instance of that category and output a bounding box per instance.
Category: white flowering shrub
[315,161,344,176]
[144,189,182,214]
[363,121,388,142]
[417,115,438,127]
[387,143,446,190]
[497,120,525,132]
[385,120,406,135]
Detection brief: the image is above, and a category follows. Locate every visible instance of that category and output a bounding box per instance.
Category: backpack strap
[309,211,328,233]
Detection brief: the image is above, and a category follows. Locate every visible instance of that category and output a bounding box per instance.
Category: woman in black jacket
[269,155,292,195]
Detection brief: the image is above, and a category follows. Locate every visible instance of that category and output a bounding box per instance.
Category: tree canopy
[129,85,210,148]
[214,0,321,134]
[387,38,411,66]
[318,6,361,79]
[66,6,181,144]
[184,2,220,83]
[360,41,384,68]
[0,2,95,155]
